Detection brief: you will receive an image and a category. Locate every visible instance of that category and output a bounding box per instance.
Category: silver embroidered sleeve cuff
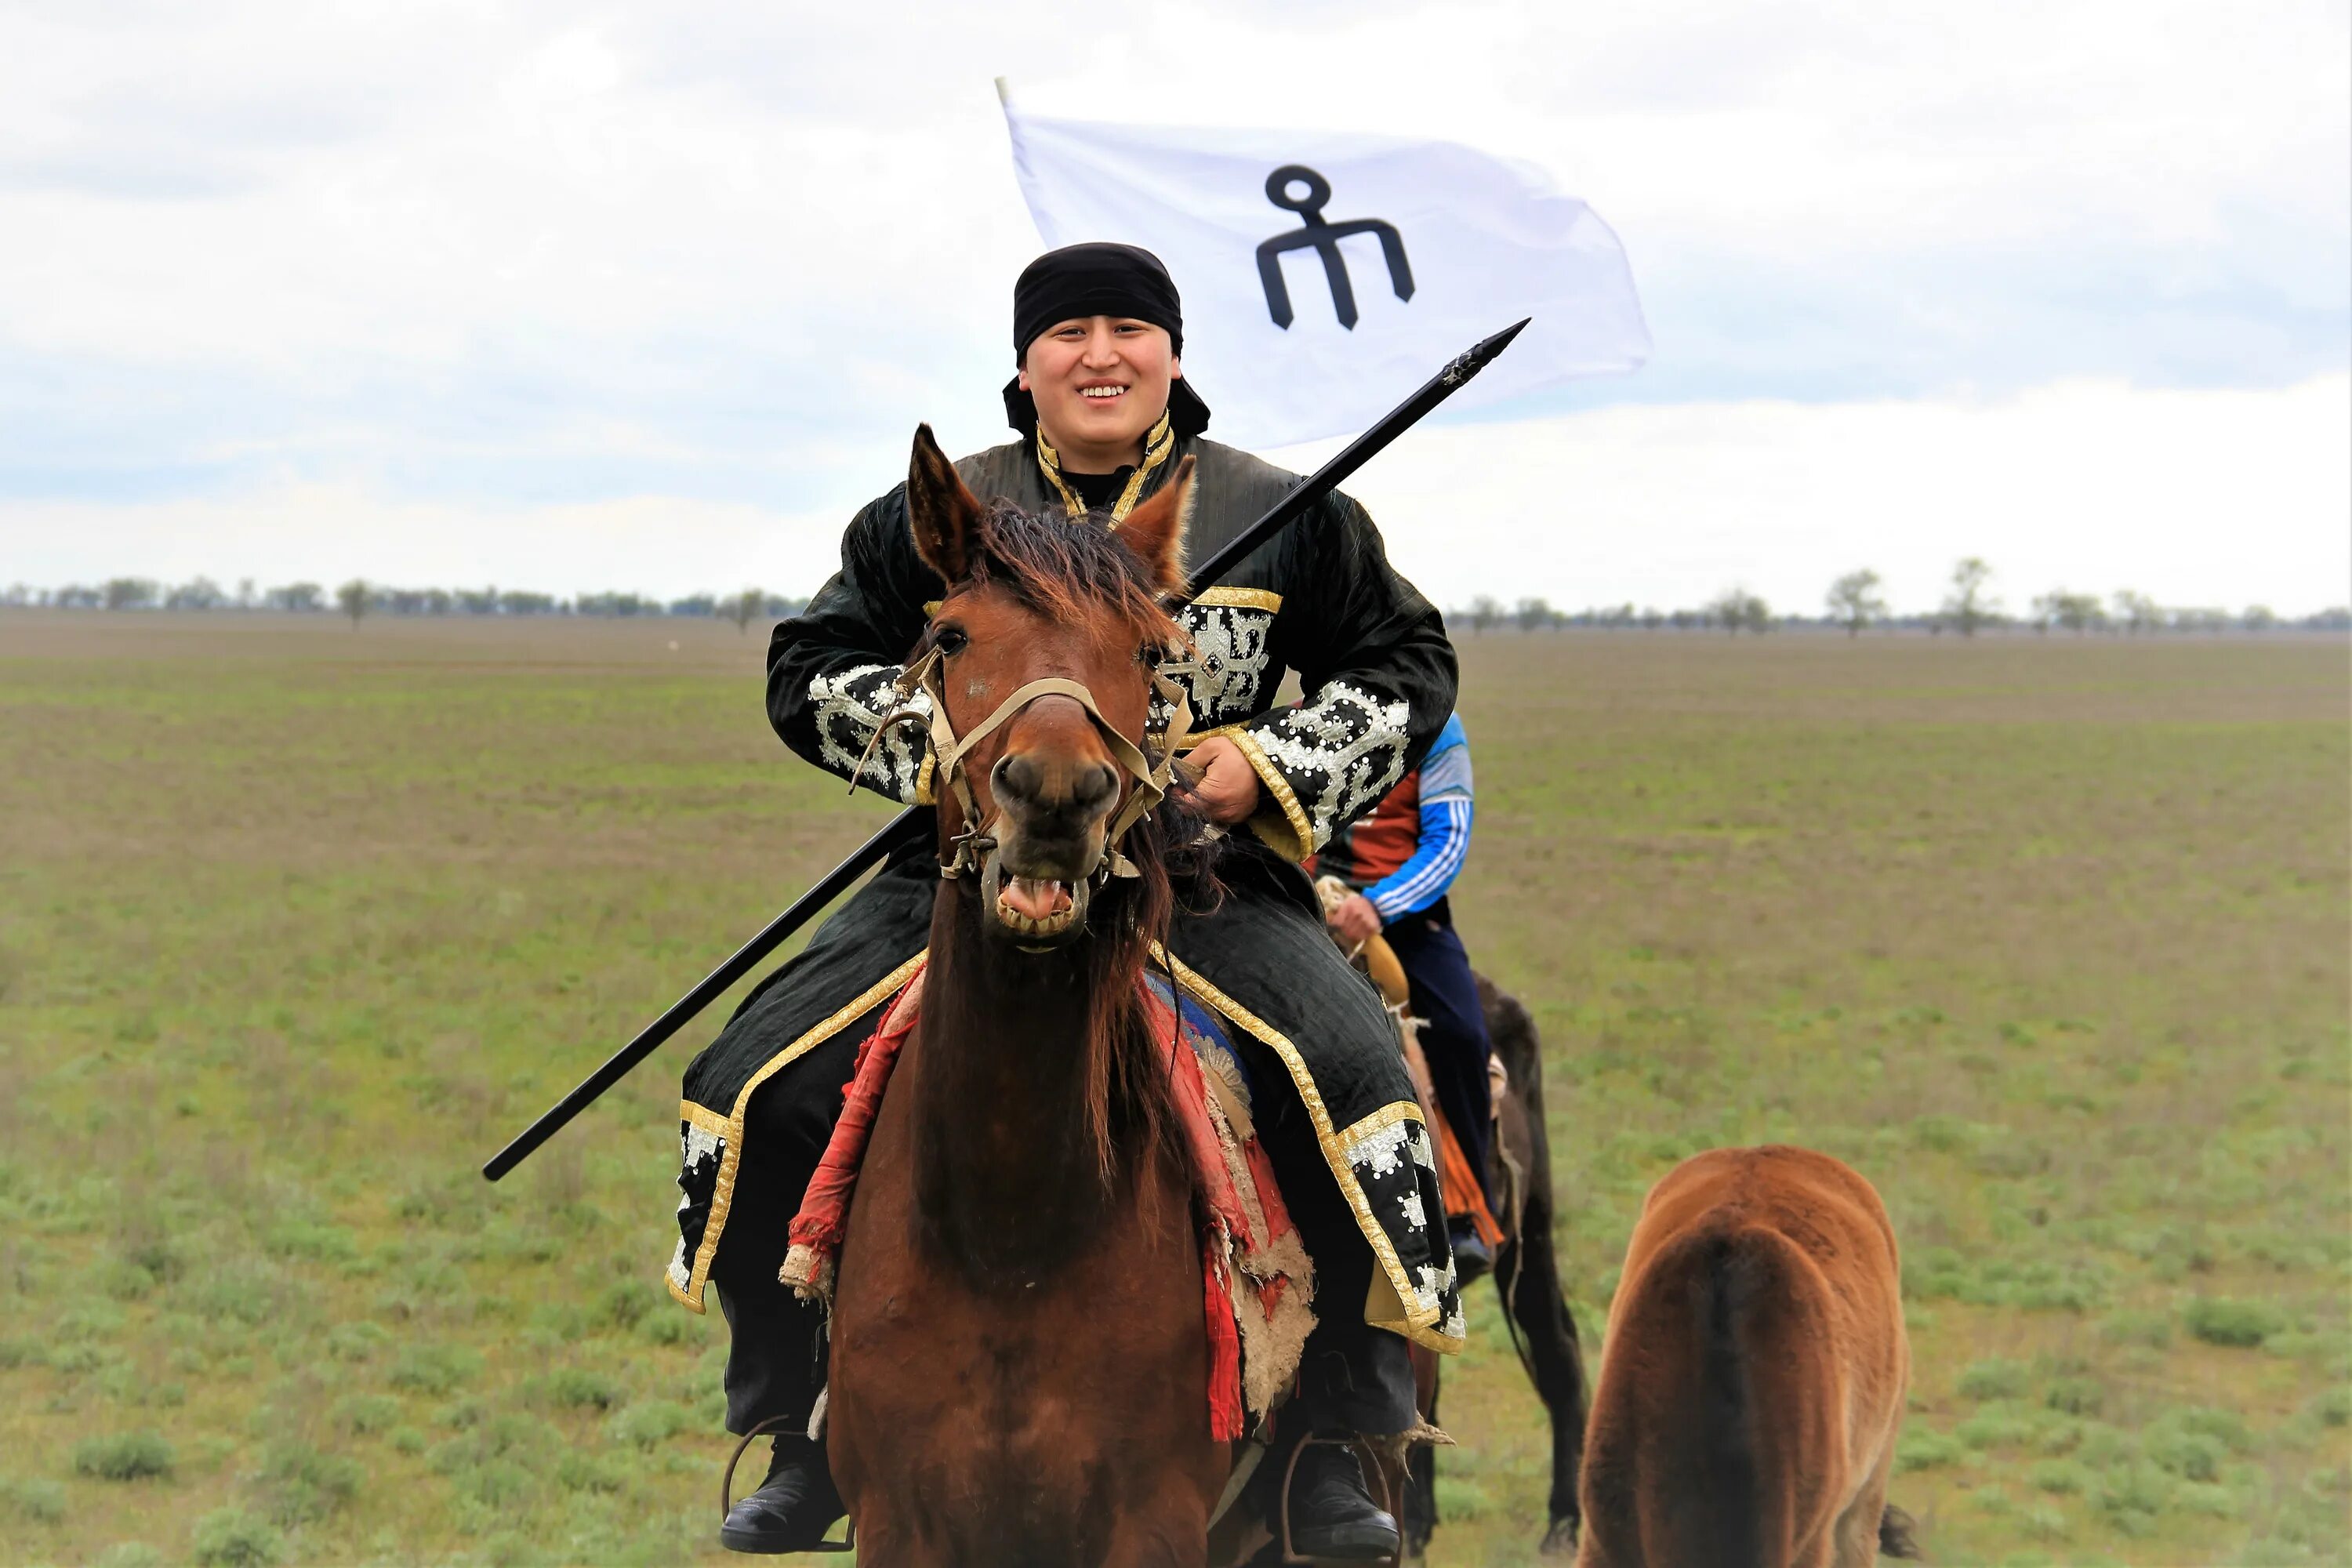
[1233,681,1415,858]
[804,662,935,804]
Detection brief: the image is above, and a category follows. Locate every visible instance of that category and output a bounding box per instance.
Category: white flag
[1002,100,1650,449]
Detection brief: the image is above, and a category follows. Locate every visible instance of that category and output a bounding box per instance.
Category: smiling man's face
[1018,316,1178,472]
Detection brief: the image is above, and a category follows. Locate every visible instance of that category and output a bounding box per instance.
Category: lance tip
[1467,316,1532,366]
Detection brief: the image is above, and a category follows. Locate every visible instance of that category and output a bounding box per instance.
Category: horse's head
[902,423,1193,949]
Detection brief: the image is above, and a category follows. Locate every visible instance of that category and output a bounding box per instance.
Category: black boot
[1277,1438,1401,1561]
[720,1435,845,1555]
[1448,1215,1492,1288]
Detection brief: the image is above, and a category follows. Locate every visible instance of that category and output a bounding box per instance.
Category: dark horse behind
[1364,956,1590,1559]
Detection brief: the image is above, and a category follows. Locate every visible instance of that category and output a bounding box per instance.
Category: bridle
[855,633,1196,905]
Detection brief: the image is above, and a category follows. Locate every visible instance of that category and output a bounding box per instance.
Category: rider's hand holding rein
[1326,890,1381,948]
[1184,734,1264,826]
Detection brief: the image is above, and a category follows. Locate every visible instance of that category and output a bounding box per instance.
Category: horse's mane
[924,499,1225,1189]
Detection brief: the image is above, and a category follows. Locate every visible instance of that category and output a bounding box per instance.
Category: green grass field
[2,613,2345,1566]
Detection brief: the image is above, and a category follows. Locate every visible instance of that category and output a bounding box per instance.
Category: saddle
[777,962,1316,1441]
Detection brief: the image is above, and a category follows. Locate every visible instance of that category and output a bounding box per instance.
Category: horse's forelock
[967,502,1178,648]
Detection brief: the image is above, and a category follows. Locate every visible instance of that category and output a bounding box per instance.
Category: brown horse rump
[667,842,1465,1353]
[775,959,1314,1438]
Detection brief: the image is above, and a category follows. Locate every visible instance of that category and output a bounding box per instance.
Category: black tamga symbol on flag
[1255,165,1414,331]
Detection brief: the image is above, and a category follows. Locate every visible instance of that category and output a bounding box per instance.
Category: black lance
[481,317,1531,1181]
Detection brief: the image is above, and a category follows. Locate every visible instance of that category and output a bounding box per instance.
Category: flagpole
[480,318,1530,1181]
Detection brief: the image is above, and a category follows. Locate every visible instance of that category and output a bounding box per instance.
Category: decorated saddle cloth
[776,964,1312,1438]
[670,845,1465,1352]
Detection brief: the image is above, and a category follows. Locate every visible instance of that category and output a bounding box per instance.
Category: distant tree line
[4,578,811,632]
[1451,558,2351,638]
[14,564,2347,641]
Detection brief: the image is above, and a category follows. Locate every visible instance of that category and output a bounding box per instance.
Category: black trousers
[710,1016,1417,1442]
[1382,902,1496,1207]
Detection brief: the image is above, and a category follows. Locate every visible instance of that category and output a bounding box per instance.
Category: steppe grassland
[0,613,2344,1566]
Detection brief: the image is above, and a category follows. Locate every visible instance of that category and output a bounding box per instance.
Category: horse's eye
[1138,643,1164,669]
[935,625,969,655]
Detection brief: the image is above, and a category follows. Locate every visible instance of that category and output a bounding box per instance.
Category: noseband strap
[851,642,1195,881]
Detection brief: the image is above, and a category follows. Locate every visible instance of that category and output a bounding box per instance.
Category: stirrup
[720,1415,856,1554]
[1276,1433,1401,1568]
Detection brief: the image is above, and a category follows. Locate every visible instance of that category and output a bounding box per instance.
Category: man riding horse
[668,242,1463,1559]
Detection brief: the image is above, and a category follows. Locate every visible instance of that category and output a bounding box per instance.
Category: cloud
[1308,373,2352,617]
[0,0,2343,608]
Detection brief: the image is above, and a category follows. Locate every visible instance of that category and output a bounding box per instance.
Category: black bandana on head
[1013,241,1183,359]
[1004,241,1211,440]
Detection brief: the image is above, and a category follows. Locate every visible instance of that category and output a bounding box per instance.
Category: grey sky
[3,1,2347,612]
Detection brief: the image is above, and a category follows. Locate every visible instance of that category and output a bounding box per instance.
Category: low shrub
[389,1426,426,1455]
[263,1218,358,1262]
[1956,1401,2040,1450]
[597,1283,650,1330]
[2310,1386,2352,1428]
[453,1458,534,1508]
[93,1544,165,1568]
[74,1431,175,1481]
[2029,1458,2089,1494]
[255,1440,362,1523]
[183,1259,281,1327]
[2043,1375,2106,1416]
[1957,1358,2031,1400]
[4,1475,68,1523]
[2176,1480,2242,1519]
[2092,1461,2176,1532]
[537,1367,622,1410]
[556,1450,626,1495]
[2020,1501,2071,1541]
[1896,1426,1966,1473]
[99,1258,158,1301]
[388,1341,484,1394]
[1434,1475,1491,1519]
[604,1399,690,1449]
[436,1399,485,1429]
[2073,1421,2133,1467]
[332,1393,401,1436]
[2183,1295,2283,1348]
[325,1320,390,1363]
[640,1310,693,1345]
[190,1507,286,1568]
[2144,1428,2226,1482]
[2168,1406,2254,1452]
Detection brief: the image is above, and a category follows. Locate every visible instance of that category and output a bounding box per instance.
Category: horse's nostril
[996,753,1042,804]
[1073,761,1117,811]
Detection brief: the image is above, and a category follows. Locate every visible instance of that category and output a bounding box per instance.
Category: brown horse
[1576,1145,1916,1568]
[822,427,1231,1566]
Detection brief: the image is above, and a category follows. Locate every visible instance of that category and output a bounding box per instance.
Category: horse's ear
[907,423,984,583]
[1116,455,1194,596]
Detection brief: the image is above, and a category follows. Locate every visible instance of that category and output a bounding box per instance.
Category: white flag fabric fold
[1003,100,1650,448]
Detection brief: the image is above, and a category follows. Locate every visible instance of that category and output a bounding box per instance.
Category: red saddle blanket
[778,962,1314,1441]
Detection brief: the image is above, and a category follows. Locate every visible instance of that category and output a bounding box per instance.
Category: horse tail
[1880,1503,1922,1559]
[1692,1227,1771,1566]
[1605,1222,1826,1566]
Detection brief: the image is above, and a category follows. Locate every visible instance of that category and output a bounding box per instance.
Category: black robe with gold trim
[668,425,1467,1351]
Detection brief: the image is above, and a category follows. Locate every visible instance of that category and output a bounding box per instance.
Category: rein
[853,641,1196,887]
